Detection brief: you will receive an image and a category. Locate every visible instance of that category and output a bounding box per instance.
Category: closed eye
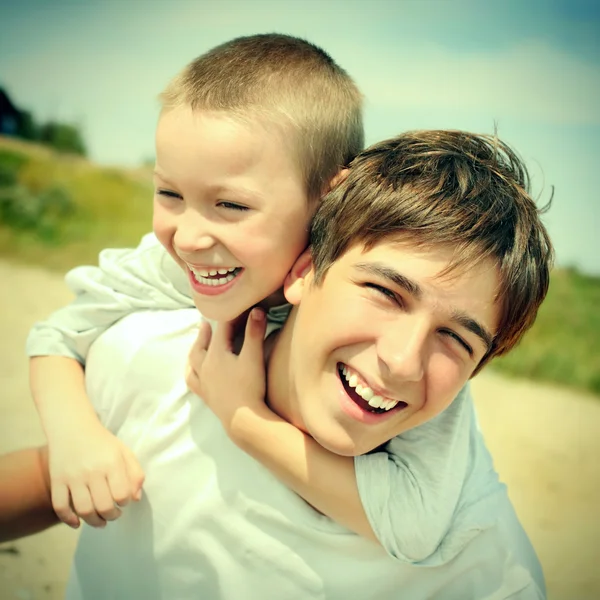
[440,329,473,356]
[217,201,249,211]
[157,189,182,200]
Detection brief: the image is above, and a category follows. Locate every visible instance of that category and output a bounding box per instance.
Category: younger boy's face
[282,241,500,457]
[153,106,312,321]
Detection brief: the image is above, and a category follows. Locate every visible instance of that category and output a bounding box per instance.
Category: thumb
[240,308,266,365]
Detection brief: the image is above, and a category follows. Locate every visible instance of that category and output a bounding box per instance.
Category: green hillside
[492,267,600,395]
[0,135,153,270]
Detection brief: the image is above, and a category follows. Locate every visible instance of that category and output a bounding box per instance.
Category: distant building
[0,88,23,136]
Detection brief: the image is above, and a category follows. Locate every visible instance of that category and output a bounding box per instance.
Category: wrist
[43,403,101,441]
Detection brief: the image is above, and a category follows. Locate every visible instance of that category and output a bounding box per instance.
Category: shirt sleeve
[505,581,546,599]
[25,233,194,364]
[354,384,474,563]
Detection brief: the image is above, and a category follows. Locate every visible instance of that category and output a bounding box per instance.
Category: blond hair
[310,130,554,372]
[160,34,364,200]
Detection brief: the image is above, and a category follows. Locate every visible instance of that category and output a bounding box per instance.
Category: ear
[283,249,313,305]
[323,168,350,195]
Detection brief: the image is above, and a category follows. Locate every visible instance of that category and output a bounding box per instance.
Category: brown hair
[160,33,364,200]
[310,130,554,371]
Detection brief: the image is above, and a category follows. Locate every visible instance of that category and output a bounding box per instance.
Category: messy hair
[160,33,364,200]
[310,130,554,371]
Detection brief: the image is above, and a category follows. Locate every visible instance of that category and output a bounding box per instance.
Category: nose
[377,316,427,383]
[173,207,217,254]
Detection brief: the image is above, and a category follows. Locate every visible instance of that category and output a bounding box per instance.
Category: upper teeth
[342,365,399,411]
[189,266,239,286]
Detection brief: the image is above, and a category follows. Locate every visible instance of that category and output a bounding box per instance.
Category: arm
[232,404,378,543]
[0,446,60,543]
[26,232,192,362]
[29,355,145,528]
[27,233,193,528]
[185,312,378,544]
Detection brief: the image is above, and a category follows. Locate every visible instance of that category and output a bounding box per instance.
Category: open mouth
[337,363,407,415]
[189,266,243,287]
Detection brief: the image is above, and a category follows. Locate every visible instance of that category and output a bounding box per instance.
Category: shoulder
[439,419,546,596]
[85,309,202,431]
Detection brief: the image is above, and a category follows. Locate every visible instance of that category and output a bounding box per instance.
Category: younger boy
[27,31,365,528]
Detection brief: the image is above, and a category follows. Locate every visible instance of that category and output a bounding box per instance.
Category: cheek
[299,294,376,355]
[152,202,177,254]
[265,206,311,252]
[426,354,467,414]
[236,221,309,270]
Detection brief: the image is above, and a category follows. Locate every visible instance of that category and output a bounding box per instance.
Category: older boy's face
[153,106,312,321]
[283,241,500,456]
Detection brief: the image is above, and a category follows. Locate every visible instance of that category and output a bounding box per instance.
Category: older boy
[5,130,551,598]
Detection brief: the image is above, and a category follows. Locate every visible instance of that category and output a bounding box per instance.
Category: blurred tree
[39,121,86,156]
[18,110,41,141]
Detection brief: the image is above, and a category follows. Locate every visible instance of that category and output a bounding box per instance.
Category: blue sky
[1,0,598,274]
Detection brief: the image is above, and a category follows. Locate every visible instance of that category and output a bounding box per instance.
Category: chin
[306,422,360,457]
[191,297,238,322]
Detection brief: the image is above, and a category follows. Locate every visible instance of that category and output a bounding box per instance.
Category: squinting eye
[441,329,473,356]
[157,189,182,200]
[365,283,399,303]
[217,201,249,211]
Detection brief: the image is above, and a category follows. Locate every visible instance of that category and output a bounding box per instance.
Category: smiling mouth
[337,363,407,415]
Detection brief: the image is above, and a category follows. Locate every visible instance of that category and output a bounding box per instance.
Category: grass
[1,135,598,396]
[0,135,153,271]
[491,267,600,396]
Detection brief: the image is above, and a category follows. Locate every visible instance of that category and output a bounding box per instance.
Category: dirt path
[0,260,598,600]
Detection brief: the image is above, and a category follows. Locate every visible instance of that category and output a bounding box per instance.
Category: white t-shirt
[65,309,545,600]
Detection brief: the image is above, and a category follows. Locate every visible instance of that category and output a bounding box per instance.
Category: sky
[0,0,599,274]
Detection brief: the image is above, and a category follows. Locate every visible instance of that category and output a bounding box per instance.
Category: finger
[123,450,145,502]
[188,321,212,371]
[106,459,132,508]
[196,320,212,351]
[70,483,106,528]
[231,310,250,340]
[240,308,267,364]
[186,365,203,396]
[211,319,236,353]
[51,482,80,528]
[89,473,122,521]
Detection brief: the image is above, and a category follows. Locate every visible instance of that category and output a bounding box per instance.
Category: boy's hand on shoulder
[48,420,145,529]
[186,309,269,434]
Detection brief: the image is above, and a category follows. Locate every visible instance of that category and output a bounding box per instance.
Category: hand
[48,420,145,529]
[186,309,268,433]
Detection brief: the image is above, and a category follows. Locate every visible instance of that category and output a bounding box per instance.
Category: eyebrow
[355,262,423,299]
[153,170,175,186]
[354,261,494,351]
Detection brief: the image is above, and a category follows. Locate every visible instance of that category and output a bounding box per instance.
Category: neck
[265,307,305,431]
